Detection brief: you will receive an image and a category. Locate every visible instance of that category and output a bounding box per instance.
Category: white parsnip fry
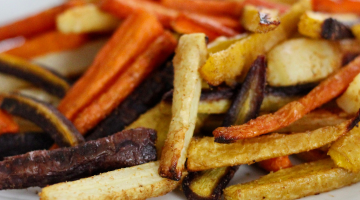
[224,159,360,200]
[159,33,207,180]
[40,161,180,200]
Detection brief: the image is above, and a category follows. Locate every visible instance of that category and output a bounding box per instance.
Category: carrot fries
[0,5,67,41]
[312,0,360,14]
[214,56,360,142]
[4,31,89,59]
[0,110,18,134]
[73,31,177,134]
[258,156,293,172]
[58,11,164,120]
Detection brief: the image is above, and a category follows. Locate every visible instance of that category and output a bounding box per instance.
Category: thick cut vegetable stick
[0,110,18,134]
[73,31,177,134]
[187,114,359,171]
[40,161,181,200]
[0,5,67,41]
[58,11,163,120]
[214,56,360,142]
[99,0,178,28]
[257,156,292,172]
[161,0,244,18]
[329,126,360,173]
[200,0,310,86]
[224,159,360,200]
[159,33,207,181]
[4,31,89,59]
[312,0,360,14]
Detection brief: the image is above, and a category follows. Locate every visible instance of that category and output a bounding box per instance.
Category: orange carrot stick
[214,56,360,142]
[4,31,89,59]
[161,0,244,18]
[99,0,178,28]
[199,14,242,31]
[245,0,290,13]
[73,31,177,134]
[312,0,360,14]
[258,156,293,172]
[0,5,67,41]
[58,11,164,120]
[0,110,19,134]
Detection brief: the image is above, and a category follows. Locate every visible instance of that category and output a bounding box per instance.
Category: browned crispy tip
[347,109,360,132]
[0,93,84,147]
[182,166,239,200]
[321,18,354,40]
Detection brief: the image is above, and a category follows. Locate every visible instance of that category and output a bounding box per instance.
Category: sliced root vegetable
[99,0,178,28]
[0,110,18,134]
[40,161,181,200]
[329,125,360,173]
[0,93,84,147]
[73,31,176,134]
[58,11,164,120]
[86,62,174,140]
[312,0,360,14]
[187,113,360,171]
[277,109,349,133]
[213,56,360,142]
[0,5,67,41]
[0,131,53,160]
[126,104,172,157]
[266,38,342,87]
[4,31,89,59]
[0,54,71,97]
[0,128,156,190]
[352,24,360,40]
[257,156,292,172]
[57,4,120,34]
[241,5,281,33]
[161,0,244,18]
[337,72,360,114]
[298,11,357,40]
[207,34,247,54]
[199,0,310,86]
[245,0,290,14]
[224,159,360,200]
[159,33,207,181]
[182,166,240,200]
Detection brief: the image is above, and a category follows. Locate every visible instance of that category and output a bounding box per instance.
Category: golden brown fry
[352,24,360,40]
[40,161,181,200]
[329,126,360,172]
[242,5,280,33]
[224,159,360,200]
[199,0,310,86]
[57,4,120,34]
[159,33,207,180]
[187,115,358,171]
[337,73,360,114]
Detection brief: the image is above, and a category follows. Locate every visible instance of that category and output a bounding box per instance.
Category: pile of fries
[0,0,360,199]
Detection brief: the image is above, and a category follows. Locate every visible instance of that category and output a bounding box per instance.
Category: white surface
[0,1,359,199]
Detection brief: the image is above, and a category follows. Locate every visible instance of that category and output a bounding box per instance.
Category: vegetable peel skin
[159,33,207,180]
[199,0,311,86]
[224,159,360,200]
[187,113,360,171]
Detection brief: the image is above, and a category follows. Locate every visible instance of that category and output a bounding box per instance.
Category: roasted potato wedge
[337,73,360,114]
[242,5,280,33]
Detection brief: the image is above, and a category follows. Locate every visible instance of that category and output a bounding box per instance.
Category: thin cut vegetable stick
[171,14,224,42]
[58,11,164,120]
[161,0,244,18]
[258,156,292,172]
[213,56,360,142]
[99,0,178,28]
[245,0,290,14]
[312,0,360,14]
[0,5,67,41]
[73,31,177,134]
[4,31,89,59]
[0,110,18,134]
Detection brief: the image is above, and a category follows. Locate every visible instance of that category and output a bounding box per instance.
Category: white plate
[0,1,359,199]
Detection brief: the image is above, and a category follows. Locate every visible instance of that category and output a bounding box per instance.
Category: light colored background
[0,1,359,199]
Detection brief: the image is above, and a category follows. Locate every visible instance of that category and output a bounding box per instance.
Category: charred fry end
[321,18,354,40]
